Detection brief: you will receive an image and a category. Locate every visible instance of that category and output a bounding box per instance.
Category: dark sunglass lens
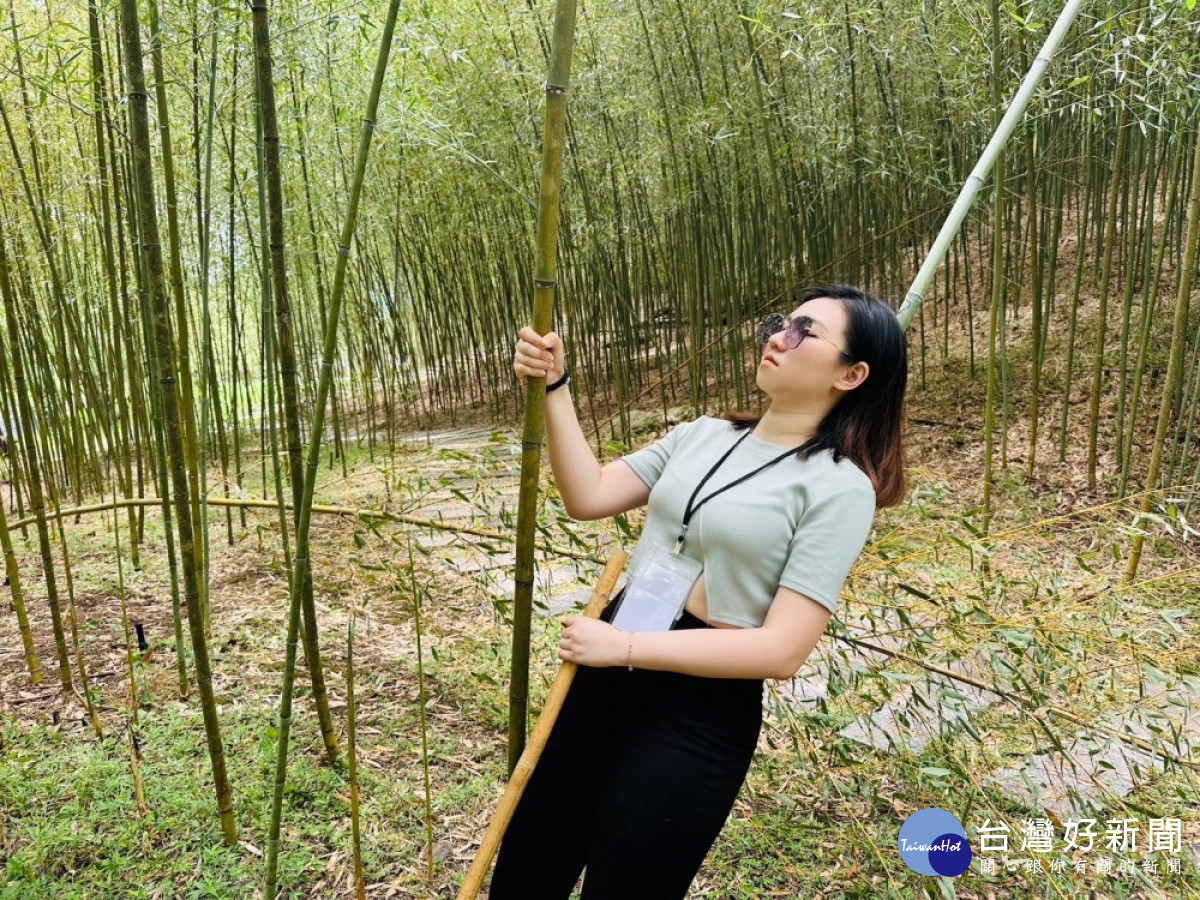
[756,314,785,344]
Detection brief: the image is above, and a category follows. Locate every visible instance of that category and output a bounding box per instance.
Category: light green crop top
[620,416,877,627]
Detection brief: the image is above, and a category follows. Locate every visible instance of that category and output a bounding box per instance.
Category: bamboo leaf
[880,671,924,683]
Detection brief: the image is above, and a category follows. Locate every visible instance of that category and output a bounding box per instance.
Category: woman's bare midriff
[683,575,742,629]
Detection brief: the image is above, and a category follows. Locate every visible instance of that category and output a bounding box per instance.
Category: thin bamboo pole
[406,540,435,884]
[0,467,38,682]
[982,0,1005,536]
[227,30,246,531]
[147,0,205,605]
[509,0,580,774]
[1124,128,1200,582]
[1087,103,1130,491]
[250,0,340,766]
[88,0,140,569]
[263,2,403,892]
[129,164,190,698]
[289,64,347,478]
[0,214,71,690]
[457,551,626,900]
[118,0,236,845]
[1024,114,1043,478]
[196,5,221,625]
[113,485,150,817]
[346,611,366,900]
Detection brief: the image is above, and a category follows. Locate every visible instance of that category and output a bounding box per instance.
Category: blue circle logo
[898,808,972,876]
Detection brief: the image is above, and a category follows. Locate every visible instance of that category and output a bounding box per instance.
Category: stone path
[834,656,996,754]
[396,426,603,613]
[983,675,1200,819]
[788,605,1200,821]
[793,621,1200,823]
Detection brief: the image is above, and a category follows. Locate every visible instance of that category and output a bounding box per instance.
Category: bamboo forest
[0,0,1198,896]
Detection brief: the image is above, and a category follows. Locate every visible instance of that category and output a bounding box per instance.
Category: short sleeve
[778,487,876,614]
[620,420,694,490]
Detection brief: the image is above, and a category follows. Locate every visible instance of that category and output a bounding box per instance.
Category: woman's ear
[837,360,870,392]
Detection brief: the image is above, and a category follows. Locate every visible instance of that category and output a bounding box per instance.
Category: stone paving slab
[835,658,996,754]
[487,560,592,603]
[415,501,482,521]
[410,530,462,549]
[774,676,829,708]
[984,676,1200,818]
[447,552,517,576]
[770,606,939,713]
[542,586,598,617]
[398,426,500,449]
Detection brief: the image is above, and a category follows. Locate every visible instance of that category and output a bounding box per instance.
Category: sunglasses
[755,313,853,358]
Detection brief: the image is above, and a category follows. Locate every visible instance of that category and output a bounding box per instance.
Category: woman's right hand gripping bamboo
[513,325,566,386]
[511,326,650,522]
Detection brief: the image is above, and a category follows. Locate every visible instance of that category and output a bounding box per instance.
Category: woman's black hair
[728,283,908,508]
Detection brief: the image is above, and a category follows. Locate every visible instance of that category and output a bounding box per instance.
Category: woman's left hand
[558,616,626,668]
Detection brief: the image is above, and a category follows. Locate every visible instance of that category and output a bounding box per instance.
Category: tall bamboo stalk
[250,0,340,767]
[981,0,1005,537]
[508,0,579,775]
[88,0,140,569]
[346,611,366,900]
[130,169,190,698]
[0,449,39,682]
[1124,128,1200,582]
[147,0,206,612]
[0,214,71,690]
[263,1,403,892]
[407,541,435,884]
[117,0,236,845]
[289,64,347,478]
[253,89,296,605]
[227,27,246,531]
[1024,113,1043,478]
[1087,103,1130,491]
[196,5,222,624]
[112,480,149,817]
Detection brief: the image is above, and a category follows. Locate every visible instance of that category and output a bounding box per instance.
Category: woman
[491,284,907,899]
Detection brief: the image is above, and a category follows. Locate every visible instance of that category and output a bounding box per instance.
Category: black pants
[488,594,765,900]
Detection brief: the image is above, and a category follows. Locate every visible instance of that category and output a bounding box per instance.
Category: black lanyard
[674,429,800,553]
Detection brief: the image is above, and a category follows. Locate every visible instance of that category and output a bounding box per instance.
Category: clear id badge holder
[609,546,702,633]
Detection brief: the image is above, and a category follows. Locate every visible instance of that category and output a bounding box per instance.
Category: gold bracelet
[626,633,634,671]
